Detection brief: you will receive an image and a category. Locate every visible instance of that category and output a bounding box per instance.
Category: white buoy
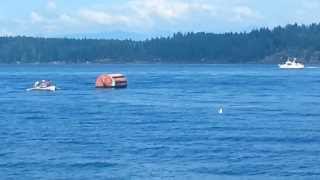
[218,107,223,114]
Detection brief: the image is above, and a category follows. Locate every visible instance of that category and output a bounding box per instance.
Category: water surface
[0,64,320,180]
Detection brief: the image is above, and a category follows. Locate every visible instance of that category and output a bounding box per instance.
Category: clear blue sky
[0,0,319,38]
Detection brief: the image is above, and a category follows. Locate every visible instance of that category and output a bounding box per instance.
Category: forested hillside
[1,23,320,64]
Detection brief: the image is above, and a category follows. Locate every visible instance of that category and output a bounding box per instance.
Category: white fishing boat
[279,58,304,69]
[27,80,56,91]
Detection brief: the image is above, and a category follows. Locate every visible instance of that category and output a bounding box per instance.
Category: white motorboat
[279,58,304,69]
[27,80,56,91]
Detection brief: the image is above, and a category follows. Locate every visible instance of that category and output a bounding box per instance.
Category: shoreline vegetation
[1,23,320,64]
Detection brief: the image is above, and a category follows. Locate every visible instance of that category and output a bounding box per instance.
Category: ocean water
[0,64,320,180]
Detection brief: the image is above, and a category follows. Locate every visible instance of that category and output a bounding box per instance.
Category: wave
[306,66,320,69]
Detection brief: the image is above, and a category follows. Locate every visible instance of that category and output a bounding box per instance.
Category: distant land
[1,23,320,64]
[60,31,169,41]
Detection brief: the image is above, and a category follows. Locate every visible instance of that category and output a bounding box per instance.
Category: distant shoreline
[1,23,320,64]
[0,62,317,65]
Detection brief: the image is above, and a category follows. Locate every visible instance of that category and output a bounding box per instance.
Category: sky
[1,0,320,39]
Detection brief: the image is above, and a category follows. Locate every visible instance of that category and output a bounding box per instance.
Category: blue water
[1,64,320,180]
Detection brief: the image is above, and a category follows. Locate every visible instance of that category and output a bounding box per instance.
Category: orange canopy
[96,74,127,88]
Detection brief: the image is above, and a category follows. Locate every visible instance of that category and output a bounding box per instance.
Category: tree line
[1,23,320,64]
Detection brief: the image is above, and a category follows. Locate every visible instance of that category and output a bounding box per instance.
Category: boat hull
[278,64,304,69]
[27,86,56,91]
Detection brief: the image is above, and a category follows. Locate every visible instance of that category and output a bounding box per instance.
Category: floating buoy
[96,74,127,88]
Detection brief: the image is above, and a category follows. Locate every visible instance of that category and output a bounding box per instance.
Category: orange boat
[96,74,127,88]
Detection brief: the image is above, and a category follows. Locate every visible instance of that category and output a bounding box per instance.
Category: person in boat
[47,81,52,87]
[38,80,51,88]
[34,81,40,88]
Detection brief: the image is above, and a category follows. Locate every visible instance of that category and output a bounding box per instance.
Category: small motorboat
[27,80,56,91]
[279,58,304,69]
